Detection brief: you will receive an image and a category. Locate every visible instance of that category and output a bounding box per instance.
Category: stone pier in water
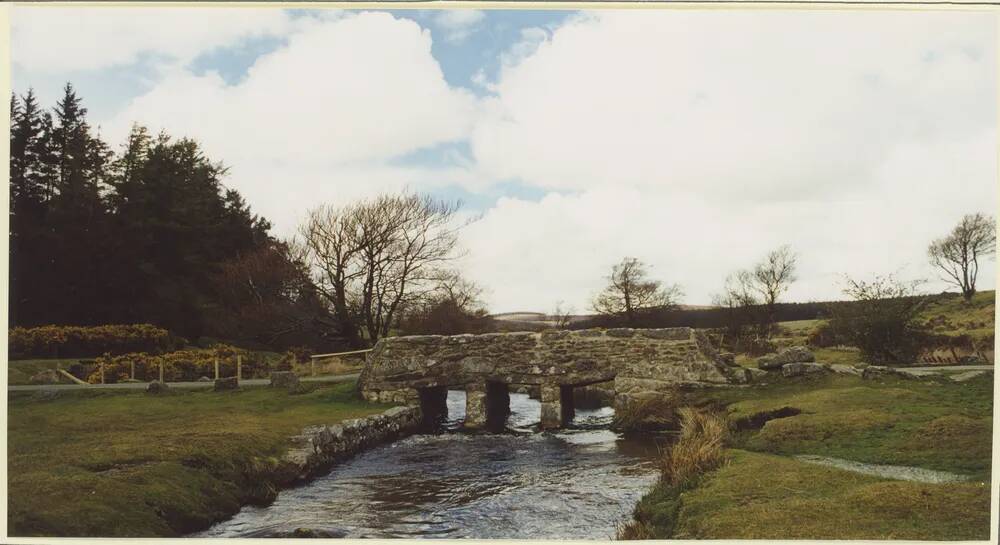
[358,327,751,429]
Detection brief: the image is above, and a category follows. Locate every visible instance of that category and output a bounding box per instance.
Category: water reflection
[195,391,665,539]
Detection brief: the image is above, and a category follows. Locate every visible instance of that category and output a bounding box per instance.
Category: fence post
[311,358,316,377]
[237,355,242,381]
[130,360,136,381]
[214,358,220,380]
[159,362,164,383]
[100,361,105,385]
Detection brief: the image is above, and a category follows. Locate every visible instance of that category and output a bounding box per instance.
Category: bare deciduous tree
[712,270,764,350]
[298,193,463,347]
[752,245,798,326]
[592,257,682,326]
[928,213,996,302]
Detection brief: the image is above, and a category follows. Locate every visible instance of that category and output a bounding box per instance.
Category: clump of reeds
[660,407,728,487]
[616,407,729,540]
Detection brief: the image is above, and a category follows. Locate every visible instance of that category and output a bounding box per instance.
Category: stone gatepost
[464,382,488,429]
[540,383,568,430]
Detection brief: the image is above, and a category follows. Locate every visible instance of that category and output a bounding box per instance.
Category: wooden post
[130,360,136,381]
[214,358,220,380]
[311,358,316,377]
[159,362,164,383]
[100,361,105,384]
[237,355,242,381]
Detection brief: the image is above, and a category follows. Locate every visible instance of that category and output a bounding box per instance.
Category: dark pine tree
[43,83,113,324]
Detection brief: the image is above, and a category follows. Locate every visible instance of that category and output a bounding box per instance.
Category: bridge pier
[540,384,575,430]
[464,382,510,430]
[418,386,449,427]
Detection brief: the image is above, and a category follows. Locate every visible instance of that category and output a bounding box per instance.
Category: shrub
[86,345,270,384]
[9,324,181,359]
[826,275,930,364]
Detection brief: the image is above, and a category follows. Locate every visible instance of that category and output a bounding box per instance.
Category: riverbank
[620,372,994,540]
[7,381,409,537]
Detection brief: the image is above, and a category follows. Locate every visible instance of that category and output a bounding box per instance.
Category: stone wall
[277,406,423,485]
[359,327,750,428]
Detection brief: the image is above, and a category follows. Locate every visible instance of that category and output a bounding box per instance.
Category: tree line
[9,83,489,351]
[9,85,335,350]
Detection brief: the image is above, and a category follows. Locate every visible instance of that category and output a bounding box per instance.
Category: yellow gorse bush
[86,345,265,384]
[10,324,177,358]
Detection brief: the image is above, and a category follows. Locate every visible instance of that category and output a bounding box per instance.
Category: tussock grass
[661,408,728,487]
[617,407,728,539]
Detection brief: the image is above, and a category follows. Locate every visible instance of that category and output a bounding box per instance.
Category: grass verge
[7,381,390,537]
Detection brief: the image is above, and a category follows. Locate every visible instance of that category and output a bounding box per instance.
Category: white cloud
[18,8,995,313]
[459,10,997,312]
[433,9,486,43]
[10,6,322,72]
[100,11,481,238]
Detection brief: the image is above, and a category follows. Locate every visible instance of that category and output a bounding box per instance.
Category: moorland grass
[673,449,991,540]
[7,381,390,537]
[620,372,993,540]
[712,373,994,479]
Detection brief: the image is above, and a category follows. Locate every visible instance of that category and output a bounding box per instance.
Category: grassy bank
[8,381,390,537]
[620,373,993,540]
[674,449,991,539]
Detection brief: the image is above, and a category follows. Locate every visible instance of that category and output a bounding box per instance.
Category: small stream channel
[195,391,667,539]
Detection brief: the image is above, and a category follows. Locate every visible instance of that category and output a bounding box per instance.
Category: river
[195,391,666,539]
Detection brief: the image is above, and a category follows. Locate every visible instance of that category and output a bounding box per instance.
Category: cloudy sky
[11,7,998,313]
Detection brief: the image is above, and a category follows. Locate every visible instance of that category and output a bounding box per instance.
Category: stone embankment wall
[277,406,422,485]
[359,327,750,429]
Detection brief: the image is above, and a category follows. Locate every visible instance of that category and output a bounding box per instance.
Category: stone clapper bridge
[358,327,751,430]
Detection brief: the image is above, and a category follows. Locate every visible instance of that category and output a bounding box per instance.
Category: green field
[627,372,994,540]
[7,381,390,537]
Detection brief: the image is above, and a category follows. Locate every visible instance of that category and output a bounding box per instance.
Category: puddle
[793,455,970,484]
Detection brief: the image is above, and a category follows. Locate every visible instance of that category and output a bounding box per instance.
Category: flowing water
[195,391,666,539]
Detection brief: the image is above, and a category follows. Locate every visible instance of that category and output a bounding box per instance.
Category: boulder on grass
[288,381,316,396]
[862,365,892,380]
[29,369,65,385]
[197,376,212,382]
[270,371,300,389]
[830,364,863,377]
[747,368,769,382]
[757,346,815,370]
[146,380,169,394]
[781,361,829,378]
[214,376,239,391]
